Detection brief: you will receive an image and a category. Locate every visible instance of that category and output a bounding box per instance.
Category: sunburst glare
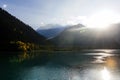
[85,10,120,30]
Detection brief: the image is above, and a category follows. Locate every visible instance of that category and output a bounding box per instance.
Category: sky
[1,0,120,29]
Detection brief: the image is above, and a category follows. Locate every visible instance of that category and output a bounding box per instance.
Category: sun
[85,10,120,30]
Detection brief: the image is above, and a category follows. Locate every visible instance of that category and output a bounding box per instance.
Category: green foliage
[10,41,37,51]
[10,41,54,51]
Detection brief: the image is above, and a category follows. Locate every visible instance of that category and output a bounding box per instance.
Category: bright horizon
[1,0,120,29]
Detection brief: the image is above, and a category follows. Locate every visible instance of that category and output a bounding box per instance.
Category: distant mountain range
[1,7,120,51]
[0,8,50,51]
[36,24,66,39]
[51,23,120,48]
[36,24,85,39]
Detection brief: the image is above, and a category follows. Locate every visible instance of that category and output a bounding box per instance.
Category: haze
[0,0,120,29]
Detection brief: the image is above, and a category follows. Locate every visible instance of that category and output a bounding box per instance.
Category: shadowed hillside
[0,8,50,51]
[51,23,120,49]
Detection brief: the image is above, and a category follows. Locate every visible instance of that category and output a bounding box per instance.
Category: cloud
[66,16,87,25]
[2,4,7,8]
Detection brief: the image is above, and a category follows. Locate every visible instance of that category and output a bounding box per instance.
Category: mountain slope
[0,8,49,51]
[36,24,66,39]
[51,23,120,48]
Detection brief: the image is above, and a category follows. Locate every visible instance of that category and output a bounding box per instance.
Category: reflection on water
[101,67,111,80]
[105,57,118,70]
[10,52,31,63]
[0,49,120,80]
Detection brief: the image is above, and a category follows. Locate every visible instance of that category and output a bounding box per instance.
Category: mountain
[51,23,120,49]
[0,8,49,51]
[36,24,66,39]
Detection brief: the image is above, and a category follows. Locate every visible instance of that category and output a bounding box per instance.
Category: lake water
[0,49,120,80]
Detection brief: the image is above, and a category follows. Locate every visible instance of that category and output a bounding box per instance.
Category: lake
[0,49,120,80]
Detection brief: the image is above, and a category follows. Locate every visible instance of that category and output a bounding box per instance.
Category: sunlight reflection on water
[68,66,113,80]
[101,67,111,80]
[1,49,120,80]
[18,50,120,80]
[84,49,116,64]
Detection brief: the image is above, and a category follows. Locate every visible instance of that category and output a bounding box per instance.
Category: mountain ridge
[0,8,50,51]
[36,24,66,38]
[51,23,120,49]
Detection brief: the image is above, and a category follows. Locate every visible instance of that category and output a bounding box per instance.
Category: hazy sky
[0,0,120,29]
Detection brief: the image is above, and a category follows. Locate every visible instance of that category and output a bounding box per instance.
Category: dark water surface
[0,49,120,80]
